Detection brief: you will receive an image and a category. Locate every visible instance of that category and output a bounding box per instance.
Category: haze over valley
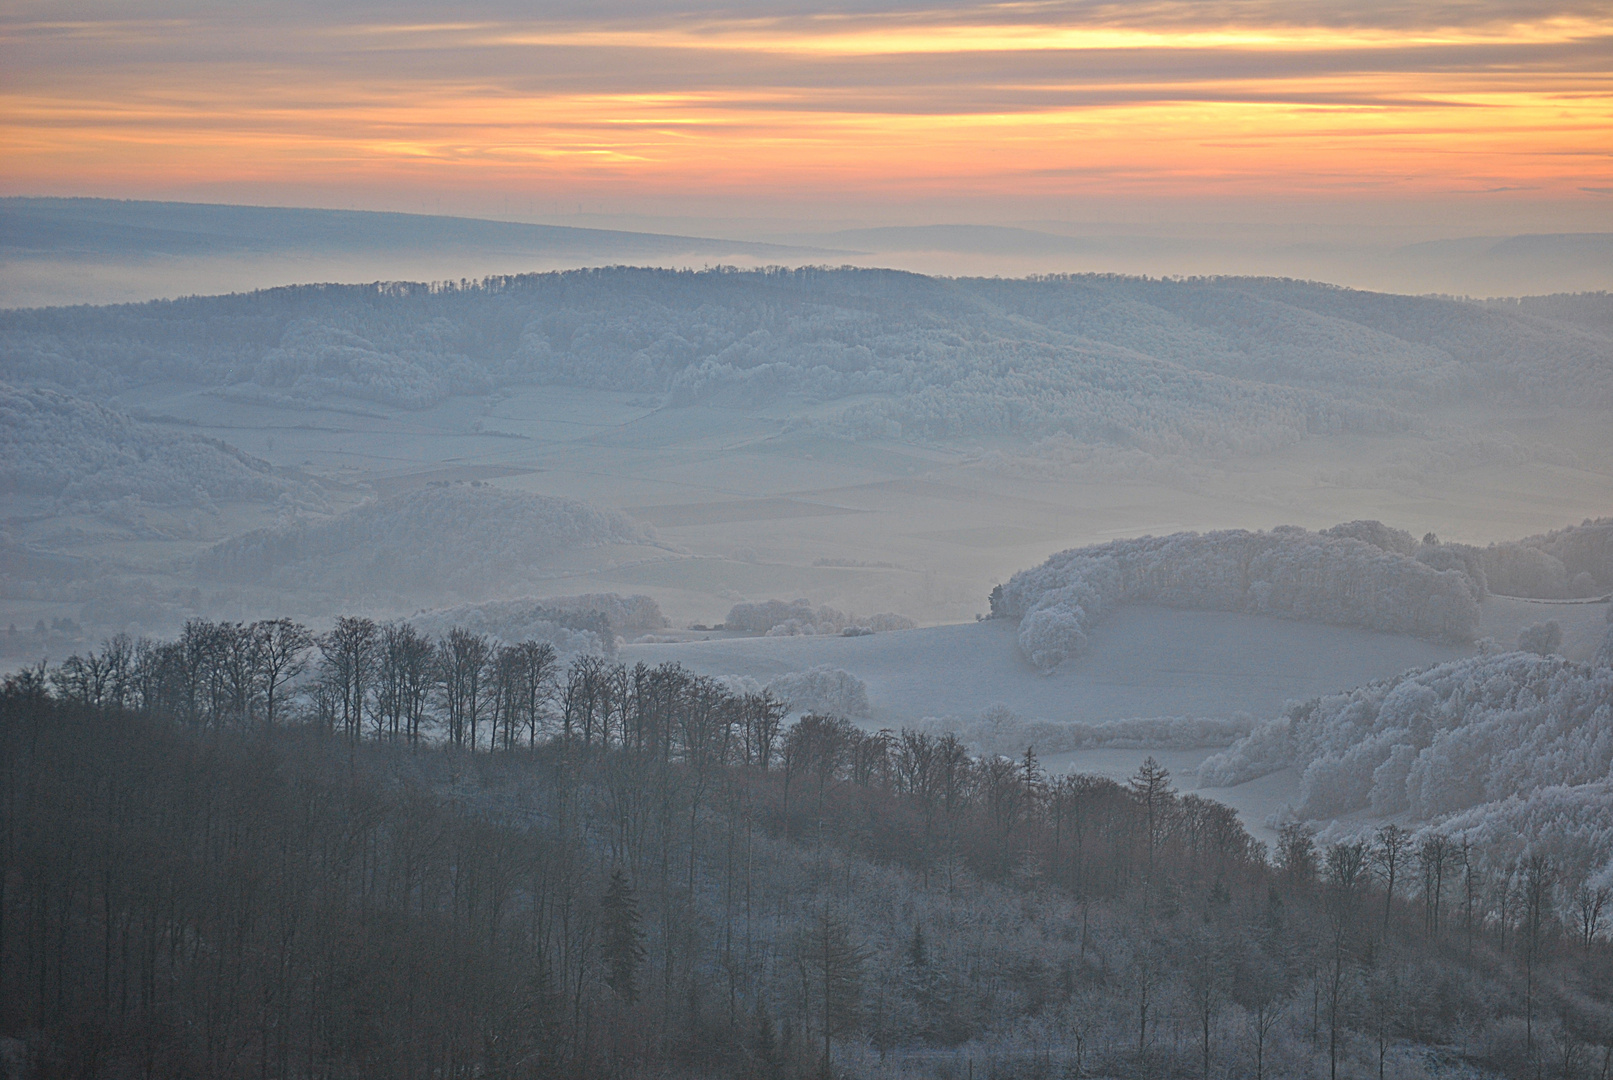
[4,0,1613,1075]
[6,255,1611,837]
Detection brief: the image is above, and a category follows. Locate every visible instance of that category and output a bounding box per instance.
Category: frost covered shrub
[1510,517,1613,591]
[999,524,1480,670]
[253,319,463,408]
[862,612,917,632]
[0,383,311,507]
[195,485,643,596]
[1413,541,1488,598]
[727,599,841,634]
[538,593,668,636]
[408,592,666,651]
[768,666,870,718]
[1517,619,1563,655]
[1321,519,1419,555]
[725,599,913,636]
[1435,780,1613,885]
[408,603,608,658]
[1480,519,1613,597]
[1199,653,1613,828]
[1009,555,1125,669]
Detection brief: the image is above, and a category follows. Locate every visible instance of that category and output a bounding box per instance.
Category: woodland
[4,613,1613,1080]
[5,270,1610,452]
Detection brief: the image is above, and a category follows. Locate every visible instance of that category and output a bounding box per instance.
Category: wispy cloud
[1,0,1608,218]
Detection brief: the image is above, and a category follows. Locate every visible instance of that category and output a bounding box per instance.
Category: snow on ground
[622,606,1463,730]
[623,605,1461,840]
[623,596,1609,841]
[1476,593,1610,661]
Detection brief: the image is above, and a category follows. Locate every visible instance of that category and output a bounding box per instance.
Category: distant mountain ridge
[0,197,837,262]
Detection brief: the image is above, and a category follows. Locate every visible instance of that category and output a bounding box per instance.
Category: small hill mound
[0,382,310,508]
[196,484,646,599]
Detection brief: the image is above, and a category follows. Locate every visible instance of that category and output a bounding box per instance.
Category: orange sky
[3,2,1610,226]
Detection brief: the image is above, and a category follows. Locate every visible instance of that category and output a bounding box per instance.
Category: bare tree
[1324,841,1368,1080]
[1570,879,1609,951]
[744,689,786,771]
[1278,823,1318,891]
[1372,823,1412,933]
[1129,756,1175,892]
[518,640,558,748]
[803,904,867,1077]
[321,616,378,741]
[438,627,491,748]
[250,618,311,729]
[1521,853,1553,1060]
[1234,948,1291,1080]
[1417,834,1457,936]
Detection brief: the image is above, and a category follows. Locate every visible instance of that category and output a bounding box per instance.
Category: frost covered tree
[998,523,1481,670]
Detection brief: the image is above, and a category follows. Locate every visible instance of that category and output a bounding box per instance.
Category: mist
[4,212,1613,1076]
[6,198,1612,308]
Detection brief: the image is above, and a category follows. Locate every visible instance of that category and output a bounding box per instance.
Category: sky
[3,0,1611,233]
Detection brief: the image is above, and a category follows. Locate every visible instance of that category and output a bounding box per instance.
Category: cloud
[2,0,1609,214]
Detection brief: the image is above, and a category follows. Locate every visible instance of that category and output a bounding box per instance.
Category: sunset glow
[2,2,1610,219]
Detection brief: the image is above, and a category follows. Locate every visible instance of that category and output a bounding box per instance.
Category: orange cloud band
[2,6,1609,207]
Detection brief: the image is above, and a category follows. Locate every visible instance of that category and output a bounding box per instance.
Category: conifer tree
[600,867,645,1003]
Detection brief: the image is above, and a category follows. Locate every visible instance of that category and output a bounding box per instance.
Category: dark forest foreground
[1,676,1610,1080]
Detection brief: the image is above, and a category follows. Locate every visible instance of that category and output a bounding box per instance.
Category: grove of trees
[4,619,1612,1078]
[996,524,1482,670]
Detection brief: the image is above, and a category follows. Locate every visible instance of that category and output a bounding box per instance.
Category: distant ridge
[0,197,842,261]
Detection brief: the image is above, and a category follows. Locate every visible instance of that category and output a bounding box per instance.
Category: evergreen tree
[600,868,645,1003]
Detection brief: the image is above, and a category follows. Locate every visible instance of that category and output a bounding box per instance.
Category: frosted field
[622,609,1467,727]
[623,596,1609,840]
[626,607,1437,842]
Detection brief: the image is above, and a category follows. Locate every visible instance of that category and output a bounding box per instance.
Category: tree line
[3,625,1611,1079]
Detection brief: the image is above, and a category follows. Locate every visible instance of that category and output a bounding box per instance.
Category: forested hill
[7,660,1612,1079]
[4,268,1607,450]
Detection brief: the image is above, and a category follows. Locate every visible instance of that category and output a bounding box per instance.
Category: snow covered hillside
[1201,624,1613,884]
[5,269,1608,452]
[0,382,314,508]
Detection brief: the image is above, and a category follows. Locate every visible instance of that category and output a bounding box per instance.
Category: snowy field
[622,596,1609,841]
[622,607,1454,842]
[622,609,1467,727]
